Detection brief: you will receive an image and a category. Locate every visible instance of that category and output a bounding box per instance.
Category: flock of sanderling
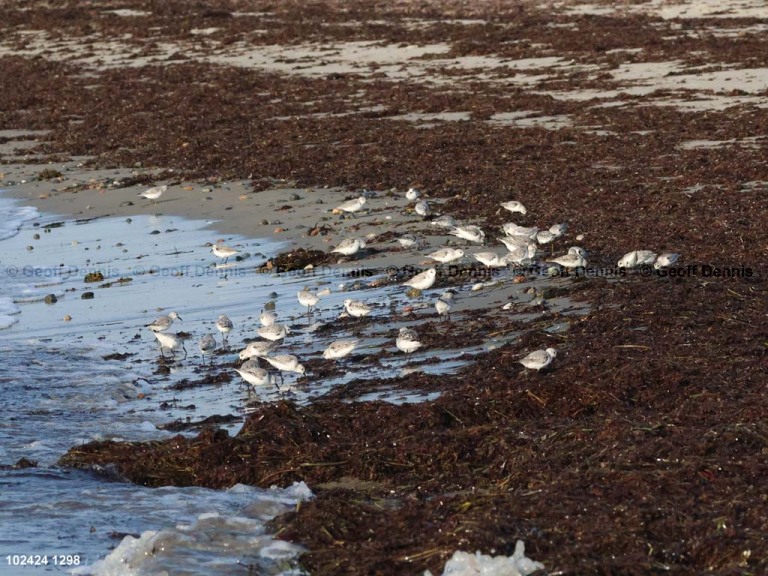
[141,184,681,390]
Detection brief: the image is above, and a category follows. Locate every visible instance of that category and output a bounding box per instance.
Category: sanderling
[406,187,421,201]
[322,339,360,360]
[265,354,306,376]
[238,340,275,361]
[519,347,557,371]
[473,251,506,269]
[259,309,277,327]
[298,289,320,314]
[500,200,527,215]
[499,235,537,257]
[431,214,456,229]
[234,359,276,389]
[153,331,187,359]
[397,234,418,249]
[332,237,366,257]
[211,244,240,264]
[535,230,558,255]
[138,185,166,205]
[654,252,680,269]
[549,223,568,238]
[414,200,431,218]
[450,224,485,244]
[146,311,182,332]
[435,298,451,319]
[498,234,527,251]
[343,298,373,318]
[396,327,423,354]
[427,247,464,264]
[435,293,453,320]
[403,267,437,291]
[216,314,234,343]
[548,247,587,269]
[258,323,290,342]
[198,333,217,366]
[335,196,366,216]
[536,230,556,246]
[618,250,657,269]
[502,222,539,240]
[501,244,534,266]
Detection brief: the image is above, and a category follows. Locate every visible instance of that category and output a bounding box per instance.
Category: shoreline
[2,1,767,574]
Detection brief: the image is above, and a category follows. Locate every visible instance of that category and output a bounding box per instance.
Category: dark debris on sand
[2,1,766,574]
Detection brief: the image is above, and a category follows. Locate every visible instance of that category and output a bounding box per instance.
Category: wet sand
[1,1,767,574]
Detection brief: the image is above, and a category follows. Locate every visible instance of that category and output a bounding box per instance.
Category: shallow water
[0,187,587,573]
[0,195,315,575]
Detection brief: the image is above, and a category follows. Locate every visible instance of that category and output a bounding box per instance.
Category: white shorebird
[343,299,373,318]
[500,200,527,215]
[536,229,560,256]
[502,222,539,240]
[258,323,290,342]
[335,196,366,216]
[499,236,537,259]
[501,246,534,267]
[331,237,366,257]
[549,223,568,238]
[198,334,217,366]
[406,187,421,201]
[238,340,275,361]
[216,314,234,343]
[548,247,587,269]
[297,289,320,314]
[211,244,240,264]
[234,359,277,390]
[138,185,167,205]
[498,234,528,251]
[153,331,186,359]
[536,230,556,246]
[519,347,557,371]
[146,311,182,332]
[473,251,506,269]
[427,247,464,264]
[618,250,657,269]
[449,224,485,244]
[654,252,680,269]
[431,214,456,229]
[259,309,277,327]
[323,339,360,360]
[265,354,306,377]
[435,297,451,320]
[403,267,437,291]
[396,327,423,354]
[435,290,456,320]
[397,234,418,249]
[414,200,431,218]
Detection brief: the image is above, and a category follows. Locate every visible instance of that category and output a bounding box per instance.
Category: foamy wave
[425,541,544,576]
[0,296,21,329]
[7,275,65,303]
[0,203,39,241]
[74,482,313,576]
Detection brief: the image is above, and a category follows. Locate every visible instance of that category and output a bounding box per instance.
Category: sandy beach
[1,1,767,574]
